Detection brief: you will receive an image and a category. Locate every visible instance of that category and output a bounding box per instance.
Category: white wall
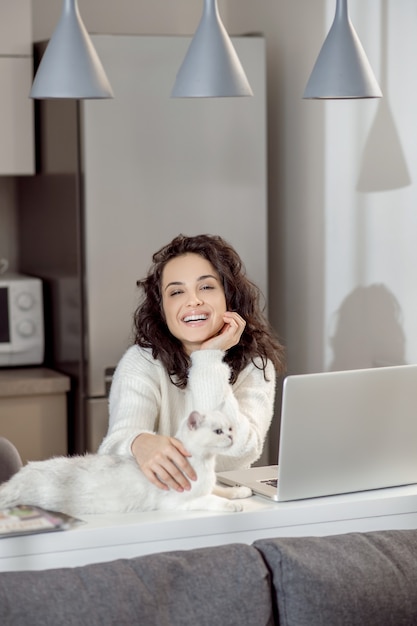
[30,0,417,444]
[226,0,327,375]
[229,0,417,376]
[323,0,416,372]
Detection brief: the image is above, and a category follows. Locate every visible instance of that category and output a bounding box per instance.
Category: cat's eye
[214,429,223,435]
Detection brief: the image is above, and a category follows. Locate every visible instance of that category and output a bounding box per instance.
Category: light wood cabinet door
[0,0,34,174]
[0,0,32,56]
[0,58,34,174]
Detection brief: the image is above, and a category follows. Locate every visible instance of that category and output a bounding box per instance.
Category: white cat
[0,410,252,517]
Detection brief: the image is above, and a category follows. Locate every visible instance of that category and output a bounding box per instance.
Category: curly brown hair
[133,234,286,388]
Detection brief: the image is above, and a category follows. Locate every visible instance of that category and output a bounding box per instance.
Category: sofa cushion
[254,529,417,626]
[0,542,274,626]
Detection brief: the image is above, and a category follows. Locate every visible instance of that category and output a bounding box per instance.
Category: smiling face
[161,253,227,355]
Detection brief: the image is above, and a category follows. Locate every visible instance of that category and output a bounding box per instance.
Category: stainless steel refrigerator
[17,35,268,454]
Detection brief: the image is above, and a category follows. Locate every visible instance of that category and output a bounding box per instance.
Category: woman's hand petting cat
[131,433,197,492]
[201,311,246,352]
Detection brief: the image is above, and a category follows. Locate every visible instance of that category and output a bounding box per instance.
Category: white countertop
[2,484,417,572]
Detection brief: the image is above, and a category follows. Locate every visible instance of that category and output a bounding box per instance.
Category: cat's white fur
[0,410,252,516]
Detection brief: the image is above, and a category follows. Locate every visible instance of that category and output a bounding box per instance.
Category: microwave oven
[0,273,44,367]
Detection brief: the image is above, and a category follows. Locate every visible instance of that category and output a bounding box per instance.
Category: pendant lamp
[30,0,114,99]
[171,0,253,98]
[303,0,382,99]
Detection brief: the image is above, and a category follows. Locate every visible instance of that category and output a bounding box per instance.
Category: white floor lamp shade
[171,0,253,98]
[30,0,114,99]
[303,0,382,99]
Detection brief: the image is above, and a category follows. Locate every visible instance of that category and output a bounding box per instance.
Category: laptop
[217,364,417,501]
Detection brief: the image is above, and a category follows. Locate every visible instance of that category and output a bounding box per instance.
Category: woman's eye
[201,284,214,291]
[170,290,183,296]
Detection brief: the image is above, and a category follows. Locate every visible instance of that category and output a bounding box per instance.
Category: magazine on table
[0,505,83,538]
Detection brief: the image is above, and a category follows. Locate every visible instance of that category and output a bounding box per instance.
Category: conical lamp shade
[303,0,382,99]
[30,0,113,99]
[171,0,253,98]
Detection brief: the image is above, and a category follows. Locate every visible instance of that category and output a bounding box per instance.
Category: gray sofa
[0,529,416,625]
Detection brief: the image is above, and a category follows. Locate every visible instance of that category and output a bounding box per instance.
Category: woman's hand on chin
[200,311,246,352]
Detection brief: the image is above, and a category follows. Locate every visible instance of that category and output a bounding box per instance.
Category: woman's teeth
[183,314,208,323]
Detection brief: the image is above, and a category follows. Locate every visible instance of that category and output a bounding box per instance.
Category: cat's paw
[213,484,253,500]
[224,499,244,512]
[231,486,252,499]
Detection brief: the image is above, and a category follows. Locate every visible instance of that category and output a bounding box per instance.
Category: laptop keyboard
[260,478,278,488]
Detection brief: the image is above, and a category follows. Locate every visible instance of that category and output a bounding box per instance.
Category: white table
[1,484,417,572]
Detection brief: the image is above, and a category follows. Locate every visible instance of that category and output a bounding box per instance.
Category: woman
[99,234,285,492]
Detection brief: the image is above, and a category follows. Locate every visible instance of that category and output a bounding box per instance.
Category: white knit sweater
[98,345,276,470]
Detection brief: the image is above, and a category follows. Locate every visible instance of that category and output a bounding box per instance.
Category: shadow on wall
[329,284,407,371]
[356,0,411,193]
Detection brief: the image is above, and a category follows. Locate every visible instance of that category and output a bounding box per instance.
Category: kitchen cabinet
[0,368,70,463]
[0,0,34,175]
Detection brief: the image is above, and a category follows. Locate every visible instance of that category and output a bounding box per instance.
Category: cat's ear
[187,411,204,430]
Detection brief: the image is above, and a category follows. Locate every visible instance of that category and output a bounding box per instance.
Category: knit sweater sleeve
[98,346,161,457]
[187,350,276,470]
